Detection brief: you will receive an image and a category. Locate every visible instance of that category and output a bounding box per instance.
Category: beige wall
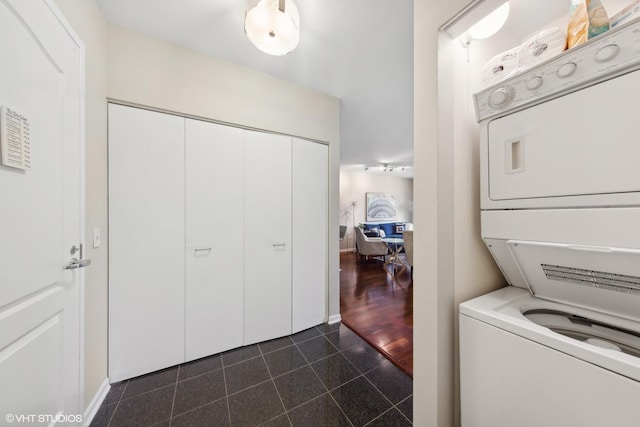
[414,0,506,426]
[54,0,109,407]
[414,2,465,424]
[55,2,341,410]
[107,26,339,145]
[447,30,506,427]
[339,171,413,251]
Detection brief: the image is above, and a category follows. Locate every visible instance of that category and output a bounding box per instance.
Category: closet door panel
[108,104,185,381]
[244,131,292,344]
[185,119,244,361]
[292,140,328,332]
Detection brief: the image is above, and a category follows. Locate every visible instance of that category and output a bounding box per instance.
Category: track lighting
[363,163,411,173]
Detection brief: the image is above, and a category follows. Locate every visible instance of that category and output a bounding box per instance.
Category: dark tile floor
[91,323,413,427]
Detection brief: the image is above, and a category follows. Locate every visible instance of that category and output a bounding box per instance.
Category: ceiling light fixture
[443,0,510,47]
[468,2,510,40]
[244,0,300,56]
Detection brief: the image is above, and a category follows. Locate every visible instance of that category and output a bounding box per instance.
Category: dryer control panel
[475,18,640,122]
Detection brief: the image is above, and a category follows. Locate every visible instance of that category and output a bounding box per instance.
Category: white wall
[54,0,109,408]
[339,171,413,251]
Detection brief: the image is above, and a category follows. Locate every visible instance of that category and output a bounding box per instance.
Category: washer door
[506,240,640,323]
[524,309,640,358]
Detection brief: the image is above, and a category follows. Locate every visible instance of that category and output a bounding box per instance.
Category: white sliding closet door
[244,131,292,344]
[292,140,328,332]
[185,119,244,361]
[108,104,185,381]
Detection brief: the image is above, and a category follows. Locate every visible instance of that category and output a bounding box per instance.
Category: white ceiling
[95,0,630,173]
[95,0,414,169]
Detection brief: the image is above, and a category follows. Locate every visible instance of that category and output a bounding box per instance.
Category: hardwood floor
[339,251,413,377]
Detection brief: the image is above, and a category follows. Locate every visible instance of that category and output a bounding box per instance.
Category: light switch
[93,228,101,249]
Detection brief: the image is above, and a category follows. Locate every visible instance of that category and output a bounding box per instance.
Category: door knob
[65,258,92,269]
[65,243,91,269]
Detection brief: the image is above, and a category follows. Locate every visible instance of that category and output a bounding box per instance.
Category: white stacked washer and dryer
[460,17,640,427]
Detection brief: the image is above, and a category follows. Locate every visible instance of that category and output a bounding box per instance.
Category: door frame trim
[46,0,87,413]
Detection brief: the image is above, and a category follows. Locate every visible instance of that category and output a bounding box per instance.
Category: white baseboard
[83,378,110,427]
[328,314,342,325]
[340,248,356,253]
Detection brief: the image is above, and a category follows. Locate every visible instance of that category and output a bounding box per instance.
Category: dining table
[382,237,407,275]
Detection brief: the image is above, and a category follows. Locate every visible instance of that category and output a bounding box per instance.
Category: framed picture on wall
[366,193,396,221]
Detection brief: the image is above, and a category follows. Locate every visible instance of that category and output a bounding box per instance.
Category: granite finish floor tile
[260,413,292,427]
[291,327,322,343]
[296,335,338,363]
[108,385,175,427]
[224,356,271,394]
[365,359,413,404]
[273,366,326,410]
[310,353,360,390]
[172,369,226,416]
[170,398,230,427]
[228,381,285,426]
[88,323,412,427]
[330,376,392,426]
[366,408,412,427]
[325,325,366,351]
[222,344,261,366]
[314,322,341,334]
[287,394,351,427]
[259,336,294,354]
[263,345,307,377]
[104,382,127,405]
[397,396,413,421]
[178,354,222,381]
[89,403,117,427]
[121,367,177,399]
[342,342,387,373]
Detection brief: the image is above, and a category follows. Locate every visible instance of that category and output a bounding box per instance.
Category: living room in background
[339,169,413,252]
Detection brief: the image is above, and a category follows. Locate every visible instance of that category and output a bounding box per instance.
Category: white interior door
[185,119,244,361]
[108,105,185,381]
[244,131,292,345]
[0,0,84,421]
[292,139,328,332]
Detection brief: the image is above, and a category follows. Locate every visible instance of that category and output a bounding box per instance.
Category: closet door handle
[272,243,286,248]
[194,247,212,253]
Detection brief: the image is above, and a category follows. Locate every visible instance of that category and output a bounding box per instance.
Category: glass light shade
[468,2,510,40]
[245,0,300,56]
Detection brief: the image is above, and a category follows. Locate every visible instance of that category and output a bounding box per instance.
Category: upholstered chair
[354,226,389,262]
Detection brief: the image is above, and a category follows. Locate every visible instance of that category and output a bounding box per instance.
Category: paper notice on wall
[0,105,31,170]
